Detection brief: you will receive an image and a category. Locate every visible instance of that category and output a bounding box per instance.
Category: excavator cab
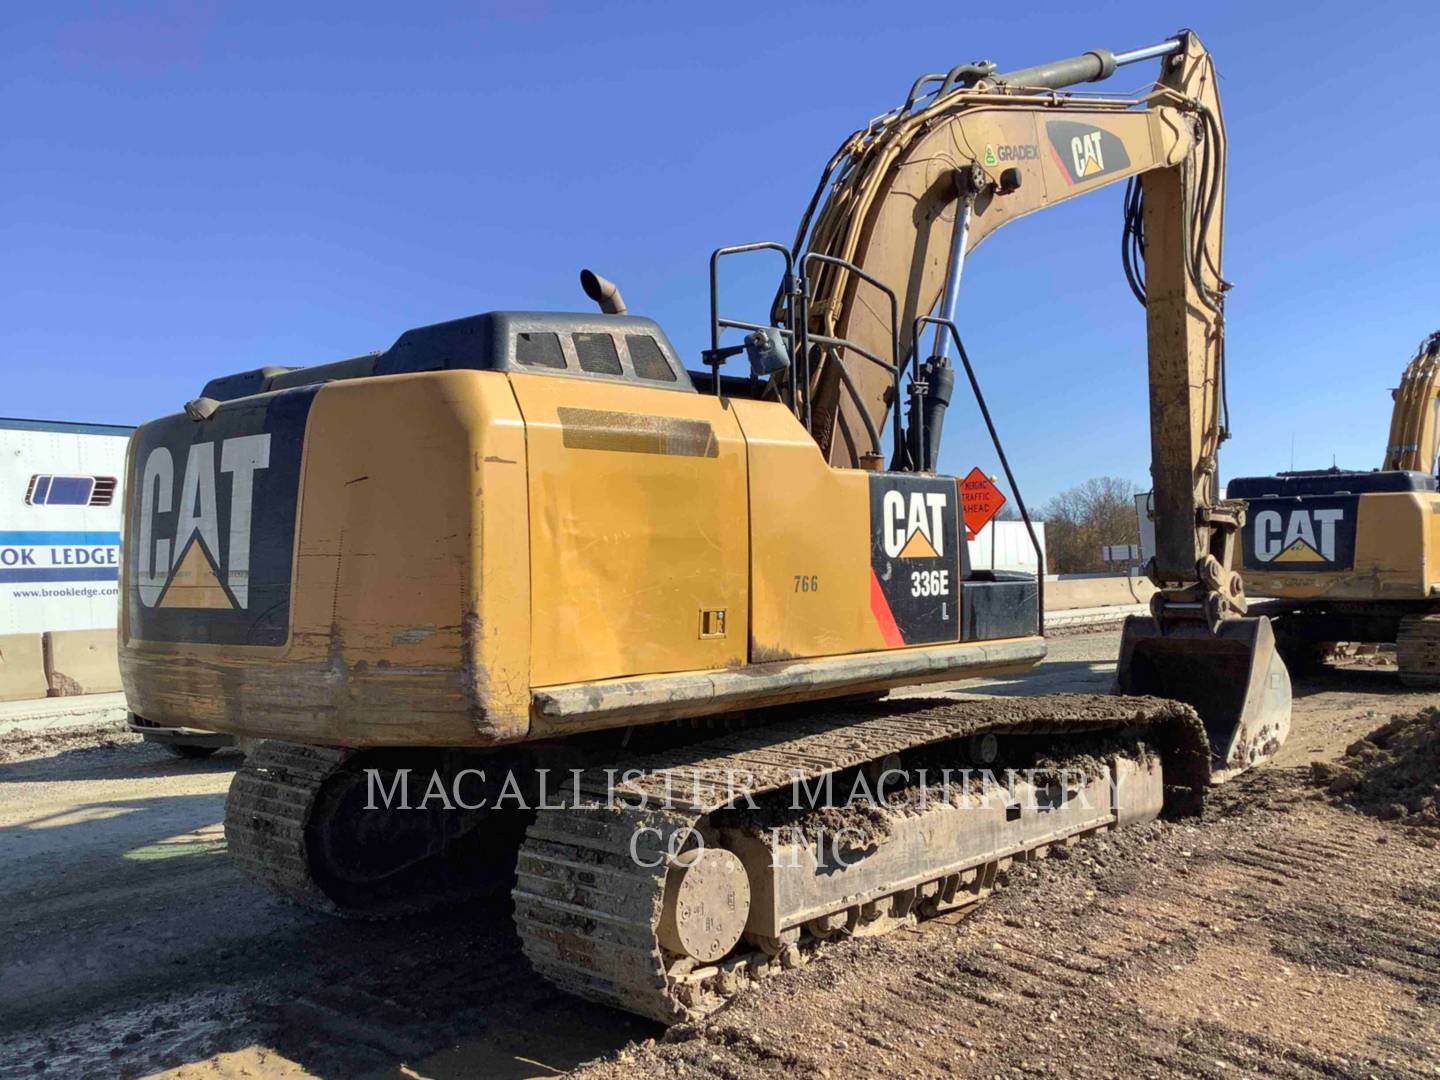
[1117,611,1291,782]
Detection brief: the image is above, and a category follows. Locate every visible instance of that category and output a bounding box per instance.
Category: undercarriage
[1251,598,1440,686]
[225,693,1209,1021]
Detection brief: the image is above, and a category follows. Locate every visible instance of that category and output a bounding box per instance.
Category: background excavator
[119,30,1288,1023]
[1228,331,1440,683]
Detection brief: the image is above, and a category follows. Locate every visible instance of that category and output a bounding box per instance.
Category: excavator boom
[1383,331,1440,473]
[785,31,1289,777]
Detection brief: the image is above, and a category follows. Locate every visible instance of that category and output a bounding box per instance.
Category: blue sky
[4,1,1436,505]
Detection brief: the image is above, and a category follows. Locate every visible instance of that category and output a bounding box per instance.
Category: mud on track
[1,631,1438,1079]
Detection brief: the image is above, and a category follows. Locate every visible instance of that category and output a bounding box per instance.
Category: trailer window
[24,475,109,506]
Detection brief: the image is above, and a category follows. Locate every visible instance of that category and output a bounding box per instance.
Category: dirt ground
[1,630,1437,1080]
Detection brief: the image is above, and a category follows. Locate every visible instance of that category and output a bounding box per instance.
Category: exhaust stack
[580,269,627,315]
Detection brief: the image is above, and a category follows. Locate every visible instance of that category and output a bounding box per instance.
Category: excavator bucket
[1116,614,1291,783]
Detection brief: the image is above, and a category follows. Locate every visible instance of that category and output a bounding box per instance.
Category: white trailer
[0,417,132,633]
[1135,491,1156,566]
[967,520,1047,575]
[1,418,233,754]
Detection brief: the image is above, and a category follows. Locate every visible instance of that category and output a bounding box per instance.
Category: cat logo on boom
[1045,120,1131,185]
[1070,131,1107,178]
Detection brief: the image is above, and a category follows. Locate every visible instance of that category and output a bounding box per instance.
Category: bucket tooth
[1116,614,1291,782]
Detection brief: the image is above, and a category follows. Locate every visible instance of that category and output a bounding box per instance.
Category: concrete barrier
[0,635,50,702]
[1044,573,1156,612]
[2,578,1150,705]
[43,629,123,696]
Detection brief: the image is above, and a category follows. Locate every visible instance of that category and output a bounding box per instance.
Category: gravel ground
[1,631,1437,1080]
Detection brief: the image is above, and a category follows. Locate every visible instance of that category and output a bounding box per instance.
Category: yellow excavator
[1229,331,1440,683]
[119,31,1289,1022]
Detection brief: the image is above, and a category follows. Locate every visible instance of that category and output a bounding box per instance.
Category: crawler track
[226,740,522,918]
[1397,612,1440,687]
[514,693,1209,1022]
[225,739,355,915]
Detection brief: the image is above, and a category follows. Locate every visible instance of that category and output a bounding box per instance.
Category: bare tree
[1039,477,1141,574]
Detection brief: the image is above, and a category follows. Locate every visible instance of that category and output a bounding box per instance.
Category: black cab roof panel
[200,311,693,402]
[1227,469,1438,498]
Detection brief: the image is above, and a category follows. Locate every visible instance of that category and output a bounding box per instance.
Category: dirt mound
[1311,707,1440,835]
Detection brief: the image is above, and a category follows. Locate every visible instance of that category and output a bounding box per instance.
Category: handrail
[914,314,1045,635]
[708,242,798,411]
[800,252,904,466]
[707,247,1042,630]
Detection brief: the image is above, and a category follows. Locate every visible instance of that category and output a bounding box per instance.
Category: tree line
[994,476,1142,575]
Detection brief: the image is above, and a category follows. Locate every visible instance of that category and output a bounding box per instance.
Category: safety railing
[706,243,906,466]
[915,314,1045,634]
[705,242,799,412]
[705,245,1044,633]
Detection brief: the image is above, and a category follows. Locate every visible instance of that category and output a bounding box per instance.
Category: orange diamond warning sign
[960,467,1006,541]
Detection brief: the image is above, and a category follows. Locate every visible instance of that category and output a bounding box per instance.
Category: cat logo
[1045,120,1131,186]
[881,489,947,559]
[126,387,314,646]
[868,475,961,647]
[1241,497,1358,573]
[1252,507,1342,563]
[1070,131,1107,178]
[135,434,271,609]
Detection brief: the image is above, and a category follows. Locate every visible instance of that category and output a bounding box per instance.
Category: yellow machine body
[1236,489,1440,603]
[115,31,1301,1023]
[1226,333,1440,683]
[1230,333,1440,604]
[122,29,1286,766]
[120,358,1041,748]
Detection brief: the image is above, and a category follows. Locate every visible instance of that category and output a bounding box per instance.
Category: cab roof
[199,311,693,402]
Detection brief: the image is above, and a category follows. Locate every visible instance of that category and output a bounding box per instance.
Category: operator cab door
[509,368,748,686]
